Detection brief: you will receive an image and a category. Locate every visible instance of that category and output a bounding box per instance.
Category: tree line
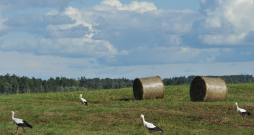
[0,73,253,94]
[163,75,254,85]
[0,73,133,94]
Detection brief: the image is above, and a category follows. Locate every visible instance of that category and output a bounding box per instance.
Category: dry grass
[1,83,254,134]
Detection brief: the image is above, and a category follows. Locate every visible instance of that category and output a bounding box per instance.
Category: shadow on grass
[113,98,136,101]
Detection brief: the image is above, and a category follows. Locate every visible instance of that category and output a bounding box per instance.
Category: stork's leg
[244,115,247,120]
[16,127,18,133]
[240,116,243,120]
[23,127,26,133]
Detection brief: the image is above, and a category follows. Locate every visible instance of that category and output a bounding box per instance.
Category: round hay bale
[133,76,164,100]
[190,76,227,102]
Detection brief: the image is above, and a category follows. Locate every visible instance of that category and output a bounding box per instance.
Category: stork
[80,94,88,107]
[139,114,163,135]
[233,102,251,120]
[8,111,32,134]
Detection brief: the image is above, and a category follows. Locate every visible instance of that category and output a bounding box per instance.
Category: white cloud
[0,14,11,36]
[62,7,94,31]
[118,1,157,13]
[197,0,254,45]
[0,37,129,60]
[100,0,123,7]
[180,46,190,52]
[164,35,182,45]
[2,0,254,70]
[45,24,90,38]
[95,0,157,13]
[1,0,254,79]
[205,16,221,28]
[1,0,233,67]
[199,33,246,45]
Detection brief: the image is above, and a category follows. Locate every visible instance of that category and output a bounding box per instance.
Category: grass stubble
[1,83,254,134]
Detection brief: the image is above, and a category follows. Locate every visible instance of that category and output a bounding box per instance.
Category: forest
[0,73,253,94]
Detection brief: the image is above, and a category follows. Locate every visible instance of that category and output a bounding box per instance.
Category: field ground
[1,83,254,135]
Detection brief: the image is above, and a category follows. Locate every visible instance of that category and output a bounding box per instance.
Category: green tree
[3,82,12,94]
[79,76,86,88]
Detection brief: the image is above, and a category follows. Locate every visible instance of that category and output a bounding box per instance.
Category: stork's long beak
[8,113,11,117]
[139,117,141,121]
[233,104,235,107]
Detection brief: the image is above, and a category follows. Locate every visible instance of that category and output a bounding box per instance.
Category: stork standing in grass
[139,114,163,135]
[80,94,88,107]
[8,111,32,134]
[233,102,251,120]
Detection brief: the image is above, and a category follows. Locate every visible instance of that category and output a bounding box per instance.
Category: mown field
[1,83,254,135]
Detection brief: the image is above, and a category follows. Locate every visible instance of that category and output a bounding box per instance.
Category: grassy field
[1,83,254,135]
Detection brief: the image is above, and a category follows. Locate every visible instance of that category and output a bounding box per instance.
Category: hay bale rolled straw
[190,76,227,102]
[133,76,164,100]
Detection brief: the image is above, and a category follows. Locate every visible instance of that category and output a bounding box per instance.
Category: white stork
[233,102,251,120]
[8,111,32,134]
[80,94,88,107]
[139,114,163,135]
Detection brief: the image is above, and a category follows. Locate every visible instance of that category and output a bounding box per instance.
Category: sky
[1,0,254,80]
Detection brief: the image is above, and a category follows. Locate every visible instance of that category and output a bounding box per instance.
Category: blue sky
[0,0,254,80]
